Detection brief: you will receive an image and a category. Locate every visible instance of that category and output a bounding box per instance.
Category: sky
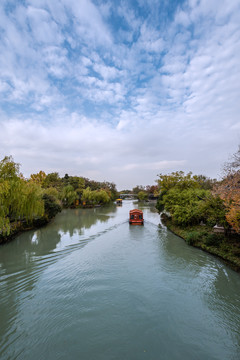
[0,0,240,190]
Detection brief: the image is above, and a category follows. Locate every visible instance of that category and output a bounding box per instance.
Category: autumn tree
[145,185,159,196]
[213,172,240,232]
[30,171,46,185]
[212,145,240,232]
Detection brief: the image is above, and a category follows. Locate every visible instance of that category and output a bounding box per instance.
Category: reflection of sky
[1,201,240,359]
[55,201,155,251]
[31,233,39,245]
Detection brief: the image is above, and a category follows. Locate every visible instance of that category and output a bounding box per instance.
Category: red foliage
[213,171,240,232]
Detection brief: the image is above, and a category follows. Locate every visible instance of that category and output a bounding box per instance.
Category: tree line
[119,185,159,201]
[1,145,239,240]
[0,156,118,237]
[156,145,240,234]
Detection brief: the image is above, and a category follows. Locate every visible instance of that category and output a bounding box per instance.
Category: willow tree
[82,187,95,205]
[0,156,21,234]
[0,180,11,234]
[21,181,44,221]
[82,187,110,206]
[0,156,44,235]
[0,155,21,180]
[94,189,111,204]
[61,185,78,207]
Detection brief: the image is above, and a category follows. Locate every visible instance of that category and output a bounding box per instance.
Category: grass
[161,214,240,272]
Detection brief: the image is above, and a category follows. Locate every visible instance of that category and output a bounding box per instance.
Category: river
[0,200,240,360]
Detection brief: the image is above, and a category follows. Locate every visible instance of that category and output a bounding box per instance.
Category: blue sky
[0,0,240,189]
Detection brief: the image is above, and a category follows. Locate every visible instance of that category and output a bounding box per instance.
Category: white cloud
[93,63,119,81]
[174,9,191,27]
[67,0,112,46]
[117,2,141,32]
[0,0,240,189]
[42,46,69,78]
[137,23,165,53]
[27,6,63,45]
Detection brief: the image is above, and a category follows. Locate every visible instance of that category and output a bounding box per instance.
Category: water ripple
[1,205,240,360]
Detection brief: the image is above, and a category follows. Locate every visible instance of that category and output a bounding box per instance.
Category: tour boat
[116,199,122,205]
[129,209,144,225]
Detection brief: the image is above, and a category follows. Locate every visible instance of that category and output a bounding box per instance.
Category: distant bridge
[119,193,138,199]
[119,193,158,200]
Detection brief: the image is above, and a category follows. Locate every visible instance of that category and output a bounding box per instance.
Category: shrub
[43,193,62,219]
[204,233,223,247]
[186,231,201,245]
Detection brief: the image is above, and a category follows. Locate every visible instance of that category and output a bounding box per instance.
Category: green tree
[101,181,118,200]
[196,194,227,227]
[157,171,200,193]
[156,171,225,227]
[94,189,111,204]
[0,155,21,180]
[0,156,44,235]
[82,187,110,206]
[159,187,209,226]
[42,193,61,220]
[138,191,148,201]
[61,185,78,207]
[132,185,145,194]
[0,180,11,234]
[42,187,61,220]
[43,172,61,190]
[82,187,94,205]
[195,175,217,190]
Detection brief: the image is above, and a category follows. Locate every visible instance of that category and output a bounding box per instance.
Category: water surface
[0,201,240,359]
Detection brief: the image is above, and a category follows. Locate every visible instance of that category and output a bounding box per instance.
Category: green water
[0,201,240,360]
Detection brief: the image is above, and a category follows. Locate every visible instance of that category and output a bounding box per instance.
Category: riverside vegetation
[0,156,118,243]
[156,148,240,270]
[1,147,240,271]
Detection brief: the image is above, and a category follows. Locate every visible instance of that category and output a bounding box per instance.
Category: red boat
[129,209,144,225]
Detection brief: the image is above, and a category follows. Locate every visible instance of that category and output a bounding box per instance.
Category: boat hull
[129,220,144,225]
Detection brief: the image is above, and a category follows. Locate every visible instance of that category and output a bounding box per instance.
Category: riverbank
[0,217,50,245]
[0,203,111,245]
[161,214,240,272]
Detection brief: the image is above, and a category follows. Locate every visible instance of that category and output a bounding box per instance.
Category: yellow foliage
[214,171,240,232]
